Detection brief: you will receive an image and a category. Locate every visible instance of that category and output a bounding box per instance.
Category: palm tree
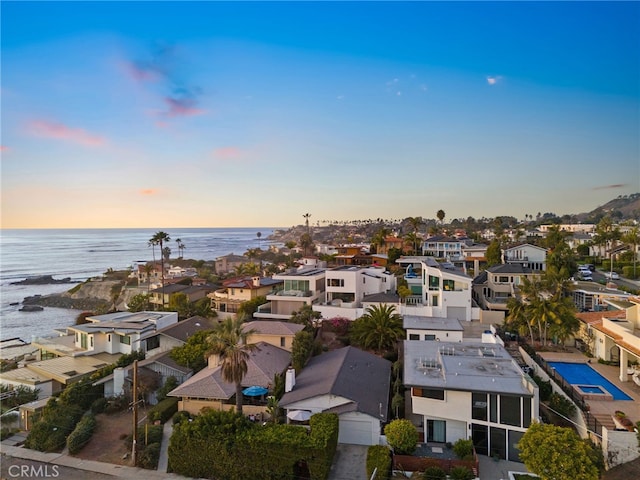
[404,231,421,255]
[150,231,171,307]
[622,226,640,278]
[436,209,445,224]
[175,238,185,258]
[350,305,404,354]
[207,316,257,414]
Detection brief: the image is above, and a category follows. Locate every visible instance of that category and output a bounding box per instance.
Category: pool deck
[537,350,640,429]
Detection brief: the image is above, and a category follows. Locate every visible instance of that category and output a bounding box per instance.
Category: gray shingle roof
[242,320,305,336]
[152,316,219,343]
[279,346,391,421]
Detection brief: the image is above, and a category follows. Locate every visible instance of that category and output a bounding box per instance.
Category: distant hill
[577,193,640,222]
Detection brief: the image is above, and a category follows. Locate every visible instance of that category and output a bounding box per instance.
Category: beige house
[214,253,249,275]
[242,320,305,351]
[208,276,283,317]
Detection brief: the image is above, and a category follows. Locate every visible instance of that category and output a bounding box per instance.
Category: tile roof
[279,346,391,421]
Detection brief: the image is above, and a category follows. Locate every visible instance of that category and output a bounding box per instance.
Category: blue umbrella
[242,385,268,397]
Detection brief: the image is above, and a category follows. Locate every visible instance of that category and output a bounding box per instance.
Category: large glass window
[428,275,440,290]
[443,279,455,291]
[119,335,131,345]
[284,279,310,292]
[147,335,160,351]
[472,393,488,421]
[471,424,488,456]
[490,427,506,460]
[508,430,524,462]
[327,279,344,287]
[500,395,521,427]
[427,420,446,443]
[489,394,498,423]
[523,397,532,428]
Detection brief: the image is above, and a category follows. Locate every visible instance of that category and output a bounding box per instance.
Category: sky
[1,1,639,229]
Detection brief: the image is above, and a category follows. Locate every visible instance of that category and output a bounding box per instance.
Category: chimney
[285,367,296,393]
[252,276,260,287]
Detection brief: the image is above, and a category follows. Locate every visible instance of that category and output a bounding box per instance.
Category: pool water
[548,362,633,401]
[577,385,606,394]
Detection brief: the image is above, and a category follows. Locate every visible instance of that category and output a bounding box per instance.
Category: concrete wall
[602,427,640,468]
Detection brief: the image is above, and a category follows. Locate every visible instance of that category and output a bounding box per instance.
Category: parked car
[605,272,620,280]
[578,271,593,281]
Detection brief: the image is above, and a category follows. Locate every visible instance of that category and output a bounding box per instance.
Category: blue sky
[1,1,638,228]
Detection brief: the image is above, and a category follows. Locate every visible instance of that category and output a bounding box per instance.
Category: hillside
[579,193,640,221]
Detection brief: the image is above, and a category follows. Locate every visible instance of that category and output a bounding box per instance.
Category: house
[503,244,547,272]
[136,262,163,284]
[472,264,543,313]
[167,265,198,278]
[404,316,464,342]
[396,256,476,321]
[141,315,219,356]
[461,243,488,277]
[168,341,291,417]
[570,280,632,313]
[242,320,304,351]
[422,235,464,262]
[254,267,327,320]
[33,311,179,358]
[376,236,410,256]
[149,284,212,308]
[314,265,397,320]
[279,346,391,445]
[208,276,283,317]
[575,296,640,382]
[214,253,249,275]
[403,339,539,461]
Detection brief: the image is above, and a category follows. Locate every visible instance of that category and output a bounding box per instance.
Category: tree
[128,294,151,313]
[170,330,214,372]
[290,304,322,332]
[291,330,314,372]
[436,209,445,224]
[149,231,171,306]
[175,238,186,258]
[485,239,502,267]
[384,419,419,455]
[168,292,192,319]
[350,305,404,355]
[237,296,267,318]
[206,317,257,414]
[404,231,421,255]
[518,423,600,480]
[622,226,640,278]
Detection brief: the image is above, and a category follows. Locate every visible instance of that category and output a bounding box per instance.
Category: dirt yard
[73,406,151,466]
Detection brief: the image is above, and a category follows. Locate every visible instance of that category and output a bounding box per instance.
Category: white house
[254,267,327,320]
[404,339,539,462]
[503,244,547,272]
[422,235,464,262]
[279,346,391,445]
[396,256,475,321]
[314,265,397,320]
[404,316,464,342]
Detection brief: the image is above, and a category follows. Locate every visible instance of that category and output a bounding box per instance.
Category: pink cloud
[28,120,105,146]
[121,60,162,83]
[140,188,157,195]
[164,97,206,118]
[0,145,8,152]
[213,147,242,160]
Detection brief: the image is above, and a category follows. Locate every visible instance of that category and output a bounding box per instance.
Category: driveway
[328,444,369,480]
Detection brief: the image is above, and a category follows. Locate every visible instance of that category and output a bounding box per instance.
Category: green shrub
[172,410,192,425]
[138,442,161,469]
[90,397,108,415]
[156,376,178,402]
[531,373,552,402]
[449,465,475,480]
[105,395,128,413]
[452,439,474,460]
[421,466,446,480]
[549,392,576,417]
[366,445,392,480]
[67,414,96,454]
[384,419,419,455]
[148,397,178,423]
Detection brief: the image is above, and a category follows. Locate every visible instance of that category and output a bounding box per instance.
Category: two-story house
[503,244,547,272]
[254,267,327,320]
[208,276,283,318]
[472,264,543,313]
[404,339,539,462]
[313,266,397,320]
[422,235,464,262]
[149,283,212,308]
[396,256,475,321]
[214,253,249,275]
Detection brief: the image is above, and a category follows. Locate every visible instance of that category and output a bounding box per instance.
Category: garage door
[447,306,466,320]
[338,419,373,445]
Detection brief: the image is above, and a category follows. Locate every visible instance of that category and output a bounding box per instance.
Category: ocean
[0,227,280,342]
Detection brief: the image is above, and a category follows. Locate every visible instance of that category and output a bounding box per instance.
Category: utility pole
[132,360,138,466]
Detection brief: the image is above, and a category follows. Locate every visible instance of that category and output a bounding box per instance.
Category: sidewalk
[156,419,173,472]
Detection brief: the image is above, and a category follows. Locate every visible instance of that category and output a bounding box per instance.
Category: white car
[605,272,620,280]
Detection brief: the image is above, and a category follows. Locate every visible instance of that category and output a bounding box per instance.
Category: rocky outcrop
[11,275,72,285]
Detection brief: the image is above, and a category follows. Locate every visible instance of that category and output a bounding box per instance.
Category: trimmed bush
[384,419,419,455]
[138,442,161,469]
[172,410,192,425]
[90,397,108,415]
[452,438,474,460]
[449,465,475,480]
[148,397,178,423]
[421,466,446,480]
[366,445,392,480]
[67,414,96,454]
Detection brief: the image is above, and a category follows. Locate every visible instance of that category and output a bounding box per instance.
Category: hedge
[148,397,178,423]
[366,445,392,480]
[67,414,96,454]
[168,410,339,480]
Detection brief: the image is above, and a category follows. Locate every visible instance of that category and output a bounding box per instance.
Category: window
[425,334,436,341]
[500,395,521,427]
[490,394,498,423]
[147,335,160,351]
[90,336,93,348]
[472,392,488,421]
[498,276,509,283]
[443,279,455,291]
[280,337,286,347]
[81,334,87,349]
[108,334,111,342]
[432,295,438,307]
[522,397,532,428]
[328,279,344,287]
[119,335,131,345]
[415,388,445,400]
[409,334,420,341]
[428,275,440,290]
[427,420,446,443]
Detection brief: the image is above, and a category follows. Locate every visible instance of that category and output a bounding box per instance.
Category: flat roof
[403,340,532,396]
[403,316,464,331]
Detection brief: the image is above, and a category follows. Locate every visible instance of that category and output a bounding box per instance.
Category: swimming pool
[548,362,633,401]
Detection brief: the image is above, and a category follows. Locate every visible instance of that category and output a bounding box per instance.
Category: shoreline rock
[11,275,72,286]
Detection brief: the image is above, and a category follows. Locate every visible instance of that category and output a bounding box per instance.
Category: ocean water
[0,228,279,341]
